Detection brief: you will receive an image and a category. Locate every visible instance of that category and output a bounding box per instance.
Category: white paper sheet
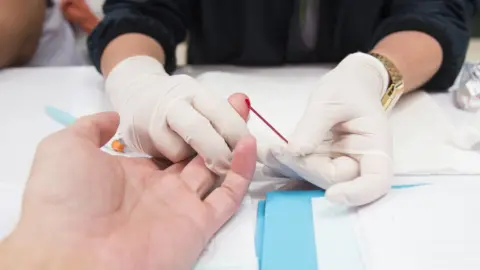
[389,92,480,174]
[356,183,480,270]
[196,71,313,146]
[195,198,259,270]
[311,198,365,270]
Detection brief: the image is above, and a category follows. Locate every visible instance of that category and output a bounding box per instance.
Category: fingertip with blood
[228,93,250,121]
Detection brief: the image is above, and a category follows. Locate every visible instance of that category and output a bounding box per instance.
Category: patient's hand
[61,0,99,33]
[0,112,257,270]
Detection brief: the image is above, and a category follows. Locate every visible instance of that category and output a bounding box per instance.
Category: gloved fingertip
[269,144,286,157]
[268,143,297,159]
[286,142,315,157]
[256,143,273,165]
[259,145,305,180]
[325,188,354,206]
[325,184,371,206]
[269,148,291,166]
[325,178,389,207]
[204,157,231,176]
[261,166,286,178]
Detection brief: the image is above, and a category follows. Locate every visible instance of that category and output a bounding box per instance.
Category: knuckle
[152,138,194,163]
[221,184,242,207]
[168,147,195,163]
[185,115,211,131]
[204,157,230,175]
[170,74,199,89]
[176,118,212,144]
[216,122,248,143]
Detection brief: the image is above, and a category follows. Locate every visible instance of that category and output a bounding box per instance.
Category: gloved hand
[105,55,251,174]
[263,52,393,206]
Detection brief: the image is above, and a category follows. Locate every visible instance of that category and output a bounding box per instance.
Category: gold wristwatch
[369,52,405,112]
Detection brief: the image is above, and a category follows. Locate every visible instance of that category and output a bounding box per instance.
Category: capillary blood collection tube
[245,98,288,143]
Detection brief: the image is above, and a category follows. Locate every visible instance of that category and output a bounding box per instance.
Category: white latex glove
[105,55,251,174]
[263,52,393,206]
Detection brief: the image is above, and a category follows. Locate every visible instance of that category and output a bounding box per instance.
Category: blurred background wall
[468,14,480,60]
[474,14,480,36]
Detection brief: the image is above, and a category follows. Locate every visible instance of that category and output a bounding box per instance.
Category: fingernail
[287,142,313,157]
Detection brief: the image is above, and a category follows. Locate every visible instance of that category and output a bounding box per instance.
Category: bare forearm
[0,0,46,67]
[100,33,166,76]
[371,31,443,93]
[0,231,91,270]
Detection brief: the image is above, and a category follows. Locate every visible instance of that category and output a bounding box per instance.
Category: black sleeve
[87,0,191,75]
[371,0,479,91]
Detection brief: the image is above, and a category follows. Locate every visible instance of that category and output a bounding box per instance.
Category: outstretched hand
[0,110,257,270]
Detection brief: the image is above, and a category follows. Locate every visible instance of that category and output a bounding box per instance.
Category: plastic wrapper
[452,62,480,112]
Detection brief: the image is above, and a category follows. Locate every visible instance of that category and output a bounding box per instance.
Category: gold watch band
[369,52,405,112]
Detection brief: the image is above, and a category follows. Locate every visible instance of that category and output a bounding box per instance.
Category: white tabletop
[2,65,480,184]
[3,64,480,178]
[0,67,110,184]
[1,65,480,239]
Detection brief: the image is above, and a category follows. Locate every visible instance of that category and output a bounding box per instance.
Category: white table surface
[0,65,478,184]
[1,65,480,239]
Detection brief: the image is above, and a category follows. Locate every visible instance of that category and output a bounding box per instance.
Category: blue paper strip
[261,190,324,270]
[255,200,266,266]
[259,184,424,270]
[392,183,428,189]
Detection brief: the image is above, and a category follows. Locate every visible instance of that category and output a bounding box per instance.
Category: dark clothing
[88,0,479,91]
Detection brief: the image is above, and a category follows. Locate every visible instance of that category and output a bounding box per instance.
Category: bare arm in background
[0,0,46,67]
[370,0,478,92]
[100,33,166,76]
[372,31,443,93]
[100,31,442,91]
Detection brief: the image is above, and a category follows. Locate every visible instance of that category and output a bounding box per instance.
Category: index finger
[227,93,250,121]
[203,135,257,237]
[193,89,251,149]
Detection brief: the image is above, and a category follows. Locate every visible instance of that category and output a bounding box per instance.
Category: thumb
[288,99,346,155]
[227,93,276,167]
[69,112,120,147]
[228,93,272,164]
[204,135,257,237]
[228,93,250,121]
